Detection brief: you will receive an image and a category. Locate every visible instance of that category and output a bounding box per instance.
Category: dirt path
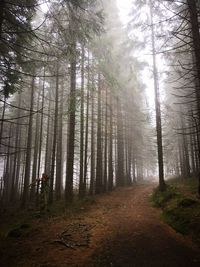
[1,184,200,267]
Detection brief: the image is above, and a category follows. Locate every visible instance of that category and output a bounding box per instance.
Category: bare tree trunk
[10,93,21,202]
[30,91,40,201]
[116,98,125,187]
[132,153,136,183]
[150,0,165,191]
[44,97,53,176]
[3,125,12,205]
[21,77,35,208]
[55,80,64,201]
[37,68,45,181]
[103,87,108,191]
[49,62,59,204]
[0,95,6,153]
[82,52,91,196]
[89,62,95,195]
[79,46,85,199]
[95,73,103,194]
[182,120,190,178]
[65,42,76,203]
[14,126,22,200]
[108,91,113,191]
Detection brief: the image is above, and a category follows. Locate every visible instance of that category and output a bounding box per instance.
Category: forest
[1,0,200,266]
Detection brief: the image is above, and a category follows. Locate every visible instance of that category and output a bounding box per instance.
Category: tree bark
[49,62,59,204]
[116,98,125,187]
[30,91,40,201]
[95,73,103,194]
[150,0,165,191]
[83,54,90,196]
[79,46,85,199]
[89,60,95,195]
[21,76,35,207]
[65,42,76,203]
[108,91,113,191]
[56,81,64,200]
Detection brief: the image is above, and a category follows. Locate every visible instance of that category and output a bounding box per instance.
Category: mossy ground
[151,177,200,243]
[0,195,96,239]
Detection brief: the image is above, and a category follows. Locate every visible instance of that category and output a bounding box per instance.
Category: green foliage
[162,197,198,234]
[162,209,190,234]
[0,0,37,97]
[151,185,180,208]
[151,179,200,241]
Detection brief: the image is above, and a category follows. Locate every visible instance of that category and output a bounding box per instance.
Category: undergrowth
[151,177,200,242]
[0,195,96,239]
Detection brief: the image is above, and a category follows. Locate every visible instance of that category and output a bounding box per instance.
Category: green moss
[162,210,190,234]
[151,185,180,208]
[151,179,200,242]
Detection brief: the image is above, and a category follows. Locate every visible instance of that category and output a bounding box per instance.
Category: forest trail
[1,184,200,267]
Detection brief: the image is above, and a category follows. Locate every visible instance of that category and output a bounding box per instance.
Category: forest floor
[1,183,200,267]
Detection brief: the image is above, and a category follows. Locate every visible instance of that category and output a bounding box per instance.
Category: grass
[151,177,200,241]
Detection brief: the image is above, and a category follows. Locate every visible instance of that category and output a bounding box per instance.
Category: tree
[0,0,37,97]
[21,76,35,207]
[149,0,166,191]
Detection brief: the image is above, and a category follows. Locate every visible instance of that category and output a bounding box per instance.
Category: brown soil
[1,184,200,267]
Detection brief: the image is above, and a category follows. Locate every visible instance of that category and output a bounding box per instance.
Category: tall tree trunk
[30,92,40,201]
[65,42,77,203]
[3,124,12,205]
[95,73,103,194]
[79,46,85,199]
[14,125,22,200]
[181,118,190,177]
[49,62,59,204]
[83,59,90,197]
[89,62,95,195]
[116,98,125,187]
[36,68,45,204]
[44,97,53,176]
[10,93,22,202]
[56,81,64,200]
[0,95,6,153]
[132,152,136,183]
[103,86,108,191]
[150,0,165,191]
[21,76,35,207]
[37,68,45,181]
[38,91,52,207]
[108,91,113,191]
